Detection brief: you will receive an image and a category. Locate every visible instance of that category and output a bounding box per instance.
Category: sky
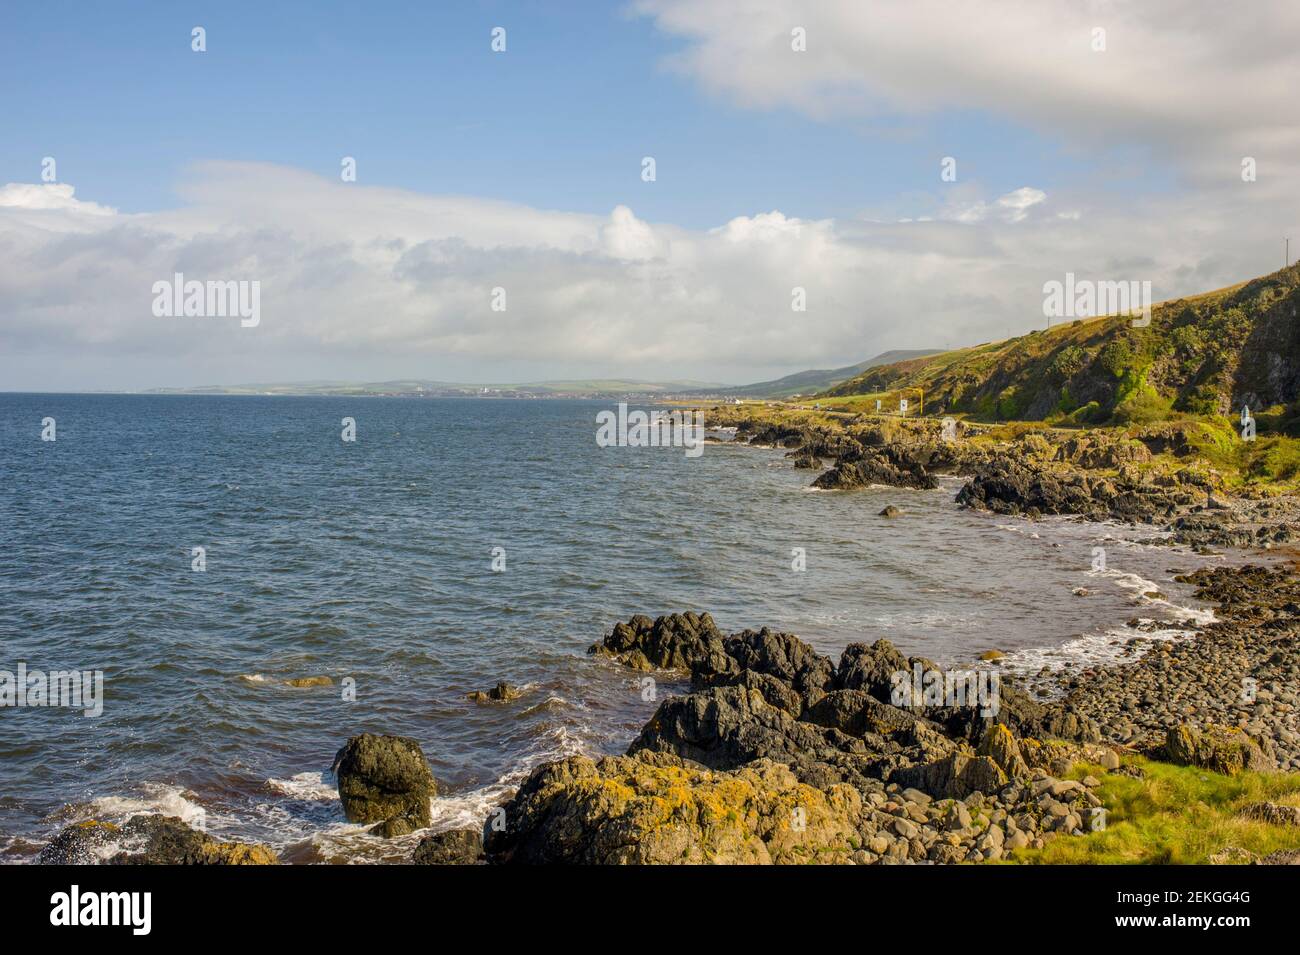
[1,0,1298,391]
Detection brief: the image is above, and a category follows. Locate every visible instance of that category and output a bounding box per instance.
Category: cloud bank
[0,158,1291,390]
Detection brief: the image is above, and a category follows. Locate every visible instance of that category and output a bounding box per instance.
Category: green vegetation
[1005,756,1300,865]
[820,265,1300,429]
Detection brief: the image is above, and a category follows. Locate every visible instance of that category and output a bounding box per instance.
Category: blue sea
[0,394,1220,862]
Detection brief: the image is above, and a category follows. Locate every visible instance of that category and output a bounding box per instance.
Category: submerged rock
[332,733,437,833]
[467,681,523,703]
[284,676,332,688]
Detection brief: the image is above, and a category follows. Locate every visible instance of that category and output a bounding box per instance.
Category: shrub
[1113,387,1174,425]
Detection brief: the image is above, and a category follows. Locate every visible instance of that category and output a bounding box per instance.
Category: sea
[0,394,1230,862]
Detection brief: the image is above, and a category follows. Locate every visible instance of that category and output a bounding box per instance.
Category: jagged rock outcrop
[812,447,939,491]
[496,613,1126,862]
[587,611,730,673]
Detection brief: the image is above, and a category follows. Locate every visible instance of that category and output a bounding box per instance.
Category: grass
[1004,756,1300,864]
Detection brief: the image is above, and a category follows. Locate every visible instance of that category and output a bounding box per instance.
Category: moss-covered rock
[332,733,437,832]
[1162,724,1275,776]
[484,752,863,864]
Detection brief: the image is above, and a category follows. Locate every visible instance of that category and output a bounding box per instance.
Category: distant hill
[819,266,1300,426]
[718,350,940,399]
[148,378,724,397]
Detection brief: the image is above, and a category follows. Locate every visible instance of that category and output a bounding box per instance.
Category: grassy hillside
[821,265,1300,431]
[718,349,939,398]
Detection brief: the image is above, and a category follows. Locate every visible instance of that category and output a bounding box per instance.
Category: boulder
[1161,724,1275,776]
[835,639,909,700]
[332,733,437,832]
[412,827,485,864]
[812,448,939,491]
[977,723,1031,779]
[891,752,1008,800]
[803,689,923,737]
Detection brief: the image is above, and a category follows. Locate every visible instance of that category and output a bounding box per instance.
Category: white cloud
[0,161,1291,391]
[634,0,1300,191]
[0,182,117,216]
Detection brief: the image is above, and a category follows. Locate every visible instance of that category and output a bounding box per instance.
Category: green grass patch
[1004,756,1300,865]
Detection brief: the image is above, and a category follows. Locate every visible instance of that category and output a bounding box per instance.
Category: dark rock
[587,612,730,673]
[467,681,523,703]
[332,733,437,832]
[39,816,277,865]
[413,827,485,864]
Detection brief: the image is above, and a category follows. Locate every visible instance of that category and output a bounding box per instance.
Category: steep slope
[821,266,1300,426]
[720,349,940,398]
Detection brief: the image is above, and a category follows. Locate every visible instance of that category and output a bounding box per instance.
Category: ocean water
[0,395,1225,862]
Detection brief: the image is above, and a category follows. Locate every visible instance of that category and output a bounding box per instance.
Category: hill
[719,349,940,399]
[820,266,1300,429]
[147,378,724,398]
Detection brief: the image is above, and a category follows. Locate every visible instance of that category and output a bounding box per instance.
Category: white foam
[1102,568,1215,624]
[266,771,339,802]
[998,623,1194,685]
[73,782,209,828]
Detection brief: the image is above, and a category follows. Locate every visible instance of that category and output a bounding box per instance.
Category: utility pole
[1286,237,1291,268]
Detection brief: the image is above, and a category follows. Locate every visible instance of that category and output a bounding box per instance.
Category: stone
[976,723,1030,779]
[1162,724,1274,776]
[483,753,863,865]
[332,733,437,831]
[413,828,485,865]
[467,681,523,703]
[39,816,277,865]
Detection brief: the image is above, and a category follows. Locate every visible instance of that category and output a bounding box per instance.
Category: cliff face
[822,266,1300,426]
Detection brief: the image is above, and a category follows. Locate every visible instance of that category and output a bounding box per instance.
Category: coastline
[29,405,1300,865]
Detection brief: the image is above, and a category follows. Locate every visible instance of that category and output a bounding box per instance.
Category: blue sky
[0,1,1099,226]
[0,1,1296,391]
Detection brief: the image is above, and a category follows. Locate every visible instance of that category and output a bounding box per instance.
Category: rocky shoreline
[712,408,1300,551]
[37,412,1300,865]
